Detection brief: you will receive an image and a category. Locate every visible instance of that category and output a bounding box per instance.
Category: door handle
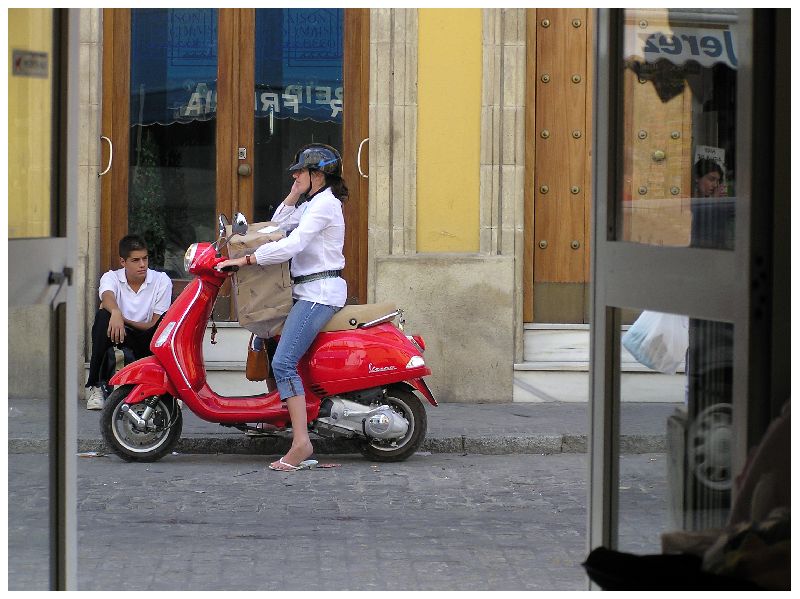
[238,164,252,177]
[98,136,113,177]
[49,267,73,308]
[357,137,369,179]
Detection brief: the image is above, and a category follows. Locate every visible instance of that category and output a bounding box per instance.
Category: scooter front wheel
[101,385,183,462]
[359,387,427,462]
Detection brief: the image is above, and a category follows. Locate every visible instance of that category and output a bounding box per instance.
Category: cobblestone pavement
[9,451,669,591]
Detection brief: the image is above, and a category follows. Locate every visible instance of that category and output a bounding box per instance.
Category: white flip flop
[268,458,318,472]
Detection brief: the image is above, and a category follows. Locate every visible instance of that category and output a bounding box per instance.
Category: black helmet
[287,144,342,177]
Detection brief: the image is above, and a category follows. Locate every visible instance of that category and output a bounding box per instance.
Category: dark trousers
[85,308,162,387]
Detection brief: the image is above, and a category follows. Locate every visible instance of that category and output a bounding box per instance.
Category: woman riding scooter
[216,144,347,472]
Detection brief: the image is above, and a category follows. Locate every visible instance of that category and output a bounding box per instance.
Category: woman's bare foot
[269,440,313,470]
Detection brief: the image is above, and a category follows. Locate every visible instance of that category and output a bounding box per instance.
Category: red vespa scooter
[101,214,436,463]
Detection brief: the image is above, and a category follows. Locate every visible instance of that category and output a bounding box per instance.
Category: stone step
[513,369,686,403]
[520,324,685,373]
[514,324,687,403]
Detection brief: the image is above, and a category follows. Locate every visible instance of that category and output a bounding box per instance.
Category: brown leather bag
[245,333,269,382]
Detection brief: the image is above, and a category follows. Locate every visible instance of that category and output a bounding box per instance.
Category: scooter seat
[321,303,399,332]
[271,303,399,335]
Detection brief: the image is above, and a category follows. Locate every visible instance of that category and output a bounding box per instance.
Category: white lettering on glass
[637,28,738,68]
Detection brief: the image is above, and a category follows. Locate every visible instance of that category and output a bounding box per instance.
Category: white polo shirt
[98,268,173,323]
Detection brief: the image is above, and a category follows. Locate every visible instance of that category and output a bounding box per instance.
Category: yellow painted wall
[8,9,53,238]
[417,9,482,252]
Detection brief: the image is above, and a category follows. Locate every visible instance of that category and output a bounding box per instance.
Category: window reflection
[620,9,737,249]
[128,9,218,278]
[253,9,343,222]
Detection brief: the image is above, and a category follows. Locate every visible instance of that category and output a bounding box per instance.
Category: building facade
[14,8,600,403]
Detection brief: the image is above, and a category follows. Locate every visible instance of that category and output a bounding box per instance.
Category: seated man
[85,234,172,410]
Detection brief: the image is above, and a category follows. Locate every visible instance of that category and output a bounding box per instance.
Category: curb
[8,434,666,456]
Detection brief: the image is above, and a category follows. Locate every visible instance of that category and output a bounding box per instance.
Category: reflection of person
[691,159,734,250]
[216,144,347,471]
[693,158,724,198]
[85,235,172,409]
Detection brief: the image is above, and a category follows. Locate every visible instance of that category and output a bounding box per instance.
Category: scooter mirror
[232,212,249,236]
[218,214,230,240]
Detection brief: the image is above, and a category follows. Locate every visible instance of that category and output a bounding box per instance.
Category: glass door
[589,7,784,567]
[101,8,369,311]
[8,8,78,589]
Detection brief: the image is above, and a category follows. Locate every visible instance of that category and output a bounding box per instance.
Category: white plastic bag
[622,311,689,374]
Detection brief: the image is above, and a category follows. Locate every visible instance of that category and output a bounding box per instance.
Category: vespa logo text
[369,363,397,373]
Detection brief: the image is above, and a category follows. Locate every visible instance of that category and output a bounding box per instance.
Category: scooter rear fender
[399,378,438,406]
[109,356,177,404]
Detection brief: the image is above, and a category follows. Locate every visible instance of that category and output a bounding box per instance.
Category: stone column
[78,8,104,387]
[368,8,419,299]
[481,8,527,360]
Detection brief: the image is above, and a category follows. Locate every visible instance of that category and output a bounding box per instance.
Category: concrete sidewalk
[8,397,682,455]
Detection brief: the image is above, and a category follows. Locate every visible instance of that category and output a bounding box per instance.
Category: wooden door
[524,9,594,323]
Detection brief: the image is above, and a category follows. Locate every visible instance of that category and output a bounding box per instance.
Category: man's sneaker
[86,386,105,410]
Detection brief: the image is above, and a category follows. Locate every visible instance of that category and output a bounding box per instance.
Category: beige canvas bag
[226,221,293,338]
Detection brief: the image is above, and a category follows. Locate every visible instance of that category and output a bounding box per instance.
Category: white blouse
[253,186,347,307]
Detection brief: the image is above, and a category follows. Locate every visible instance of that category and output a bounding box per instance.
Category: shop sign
[12,50,48,78]
[626,26,738,69]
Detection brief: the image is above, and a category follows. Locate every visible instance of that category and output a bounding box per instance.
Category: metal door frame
[58,9,80,587]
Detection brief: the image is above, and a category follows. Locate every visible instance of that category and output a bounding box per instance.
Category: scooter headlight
[184,243,199,272]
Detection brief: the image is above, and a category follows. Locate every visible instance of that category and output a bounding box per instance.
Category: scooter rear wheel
[101,385,183,462]
[359,387,427,462]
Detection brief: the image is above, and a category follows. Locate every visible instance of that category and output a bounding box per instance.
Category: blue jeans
[272,300,340,400]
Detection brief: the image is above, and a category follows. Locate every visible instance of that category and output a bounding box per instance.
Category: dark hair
[693,158,724,180]
[326,174,349,201]
[119,234,148,259]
